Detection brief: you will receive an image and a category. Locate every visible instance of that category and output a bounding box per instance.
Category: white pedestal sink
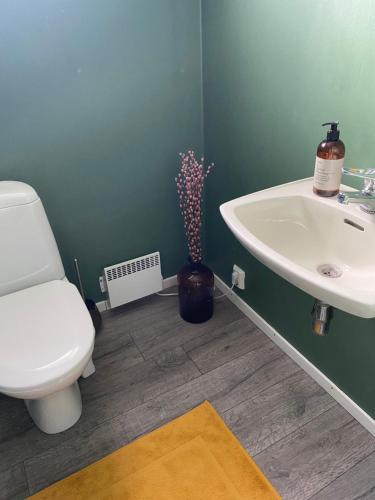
[220,178,375,318]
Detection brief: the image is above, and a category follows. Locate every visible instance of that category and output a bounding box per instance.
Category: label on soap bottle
[313,157,344,191]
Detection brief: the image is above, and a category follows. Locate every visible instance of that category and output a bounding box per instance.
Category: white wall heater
[103,251,163,309]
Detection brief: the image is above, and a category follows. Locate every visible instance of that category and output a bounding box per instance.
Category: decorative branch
[176,150,213,263]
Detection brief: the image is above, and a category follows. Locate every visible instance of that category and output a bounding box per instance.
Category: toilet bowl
[0,280,95,433]
[0,181,96,433]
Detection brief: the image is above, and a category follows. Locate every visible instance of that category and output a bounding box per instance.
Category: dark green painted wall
[0,0,203,300]
[202,0,375,417]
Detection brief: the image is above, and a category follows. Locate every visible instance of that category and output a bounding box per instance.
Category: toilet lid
[0,280,95,393]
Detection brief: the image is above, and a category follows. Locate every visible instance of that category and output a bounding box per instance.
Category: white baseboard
[96,274,178,312]
[214,274,375,437]
[162,274,177,289]
[96,300,109,312]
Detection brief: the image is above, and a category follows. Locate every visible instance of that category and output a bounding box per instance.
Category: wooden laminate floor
[1,291,374,499]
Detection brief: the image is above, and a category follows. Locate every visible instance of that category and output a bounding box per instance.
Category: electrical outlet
[99,276,107,293]
[232,264,245,289]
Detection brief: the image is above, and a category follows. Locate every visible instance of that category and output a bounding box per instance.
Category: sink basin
[220,178,375,318]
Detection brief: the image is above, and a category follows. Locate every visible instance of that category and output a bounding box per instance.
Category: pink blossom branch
[175,150,213,263]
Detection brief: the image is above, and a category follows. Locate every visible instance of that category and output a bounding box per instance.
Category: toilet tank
[0,181,65,297]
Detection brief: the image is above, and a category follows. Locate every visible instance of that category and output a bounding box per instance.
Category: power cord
[156,291,178,297]
[213,283,235,299]
[157,270,239,300]
[214,269,239,299]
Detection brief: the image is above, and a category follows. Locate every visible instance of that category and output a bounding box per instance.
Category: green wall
[0,0,203,300]
[202,0,375,417]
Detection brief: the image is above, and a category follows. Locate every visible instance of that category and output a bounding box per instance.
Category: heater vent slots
[103,252,162,309]
[106,253,160,281]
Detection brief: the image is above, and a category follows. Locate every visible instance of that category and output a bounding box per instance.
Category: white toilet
[0,181,96,434]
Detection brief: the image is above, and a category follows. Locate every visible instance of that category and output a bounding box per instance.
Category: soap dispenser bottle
[313,122,345,197]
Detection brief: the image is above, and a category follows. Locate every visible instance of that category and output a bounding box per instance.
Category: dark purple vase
[177,259,214,323]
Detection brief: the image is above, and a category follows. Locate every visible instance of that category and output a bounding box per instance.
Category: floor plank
[25,417,129,495]
[109,346,300,442]
[80,346,200,429]
[0,463,29,500]
[129,298,244,359]
[184,318,267,373]
[0,394,34,448]
[93,326,144,365]
[0,402,89,476]
[310,451,375,500]
[181,313,257,353]
[223,370,337,455]
[255,404,375,499]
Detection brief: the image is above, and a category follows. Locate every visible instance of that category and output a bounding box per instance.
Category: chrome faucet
[337,168,375,214]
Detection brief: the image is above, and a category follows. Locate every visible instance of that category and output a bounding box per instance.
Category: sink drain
[317,264,343,278]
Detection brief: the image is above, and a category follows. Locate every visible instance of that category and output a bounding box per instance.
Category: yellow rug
[29,401,280,499]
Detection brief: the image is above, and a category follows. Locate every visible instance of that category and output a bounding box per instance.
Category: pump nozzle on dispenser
[322,121,340,141]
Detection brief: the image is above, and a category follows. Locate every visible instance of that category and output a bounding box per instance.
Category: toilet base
[25,382,82,434]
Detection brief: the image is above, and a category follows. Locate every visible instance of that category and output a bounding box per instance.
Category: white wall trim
[214,273,375,437]
[96,274,178,312]
[162,274,177,289]
[96,300,109,313]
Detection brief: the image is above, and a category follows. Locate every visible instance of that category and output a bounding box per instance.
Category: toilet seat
[0,280,95,399]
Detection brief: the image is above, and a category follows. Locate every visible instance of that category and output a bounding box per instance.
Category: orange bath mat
[29,401,280,499]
